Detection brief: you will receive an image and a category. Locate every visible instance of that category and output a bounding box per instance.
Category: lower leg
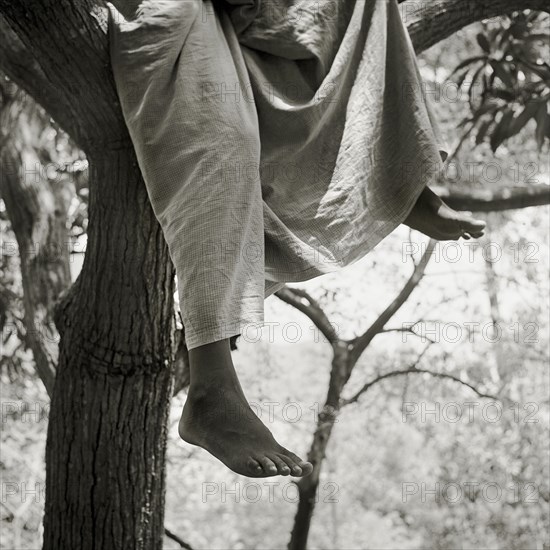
[179,338,313,478]
[404,187,486,240]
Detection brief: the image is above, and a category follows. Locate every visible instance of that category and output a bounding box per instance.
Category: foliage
[451,11,550,152]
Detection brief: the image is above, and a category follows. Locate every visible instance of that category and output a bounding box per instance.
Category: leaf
[489,59,515,88]
[488,28,500,46]
[457,117,474,129]
[535,103,549,150]
[488,70,497,90]
[516,58,550,81]
[476,118,493,145]
[490,109,514,152]
[525,33,550,46]
[477,33,491,54]
[449,56,487,79]
[493,89,516,101]
[476,102,500,116]
[462,102,498,135]
[469,66,485,108]
[509,101,541,136]
[456,121,477,150]
[498,26,514,48]
[511,19,528,39]
[526,11,541,25]
[456,70,470,90]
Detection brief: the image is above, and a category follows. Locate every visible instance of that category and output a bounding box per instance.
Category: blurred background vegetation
[1,9,549,550]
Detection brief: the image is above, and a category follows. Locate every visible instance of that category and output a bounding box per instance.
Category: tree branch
[439,186,550,212]
[349,239,436,363]
[0,1,128,151]
[379,325,437,344]
[275,287,339,345]
[401,0,550,53]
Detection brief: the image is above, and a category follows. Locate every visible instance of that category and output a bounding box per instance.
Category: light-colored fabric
[108,0,448,349]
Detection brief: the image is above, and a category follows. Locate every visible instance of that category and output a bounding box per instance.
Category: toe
[277,453,301,476]
[279,448,312,477]
[268,454,291,476]
[299,461,313,476]
[257,456,279,477]
[444,233,461,241]
[465,218,486,231]
[247,458,264,477]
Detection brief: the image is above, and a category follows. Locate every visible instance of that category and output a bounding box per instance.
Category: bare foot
[178,339,313,478]
[404,187,486,240]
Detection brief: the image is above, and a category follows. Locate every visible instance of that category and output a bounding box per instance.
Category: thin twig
[378,326,437,344]
[342,358,498,406]
[164,527,194,550]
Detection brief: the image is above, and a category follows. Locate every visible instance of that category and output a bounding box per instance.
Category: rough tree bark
[0,0,548,549]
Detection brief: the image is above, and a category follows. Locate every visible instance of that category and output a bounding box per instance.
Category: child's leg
[180,339,311,477]
[109,1,311,477]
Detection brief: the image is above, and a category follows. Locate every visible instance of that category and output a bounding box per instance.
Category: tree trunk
[43,150,176,549]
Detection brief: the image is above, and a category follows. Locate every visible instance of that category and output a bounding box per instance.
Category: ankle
[422,186,444,210]
[186,383,211,401]
[188,338,240,391]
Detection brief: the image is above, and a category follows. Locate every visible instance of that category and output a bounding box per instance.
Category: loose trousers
[109,0,447,349]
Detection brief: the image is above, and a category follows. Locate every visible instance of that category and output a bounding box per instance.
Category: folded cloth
[108,0,448,349]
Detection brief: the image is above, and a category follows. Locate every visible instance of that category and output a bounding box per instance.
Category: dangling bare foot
[404,187,486,240]
[178,339,313,478]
